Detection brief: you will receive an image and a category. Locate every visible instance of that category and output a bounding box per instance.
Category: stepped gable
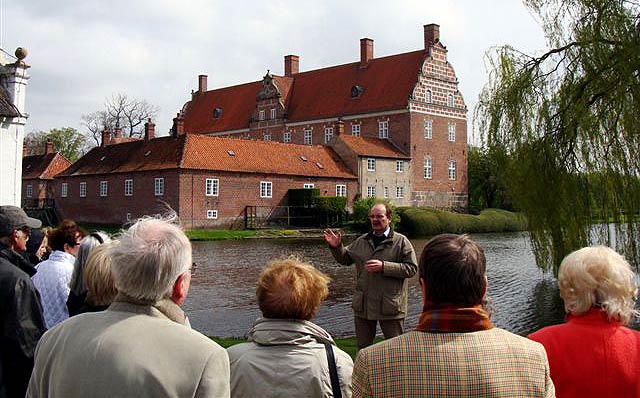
[181,134,356,179]
[338,135,410,159]
[182,50,425,134]
[57,136,186,176]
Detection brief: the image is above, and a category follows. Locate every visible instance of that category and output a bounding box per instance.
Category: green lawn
[211,336,382,359]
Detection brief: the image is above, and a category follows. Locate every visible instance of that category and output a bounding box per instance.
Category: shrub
[397,207,527,236]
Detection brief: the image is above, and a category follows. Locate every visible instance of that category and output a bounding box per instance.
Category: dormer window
[144,151,151,157]
[227,150,236,156]
[213,108,223,118]
[300,156,308,162]
[351,85,364,98]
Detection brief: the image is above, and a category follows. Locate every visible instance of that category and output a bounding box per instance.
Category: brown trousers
[354,316,404,349]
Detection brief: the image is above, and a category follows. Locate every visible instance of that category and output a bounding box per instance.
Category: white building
[0,48,30,206]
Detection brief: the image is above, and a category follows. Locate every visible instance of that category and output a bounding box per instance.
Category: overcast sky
[2,0,547,144]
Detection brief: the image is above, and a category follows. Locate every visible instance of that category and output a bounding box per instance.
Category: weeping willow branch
[476,0,640,275]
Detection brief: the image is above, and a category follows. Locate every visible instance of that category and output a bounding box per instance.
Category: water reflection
[183,232,635,338]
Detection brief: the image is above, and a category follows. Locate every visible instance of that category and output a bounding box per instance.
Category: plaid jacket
[352,328,555,398]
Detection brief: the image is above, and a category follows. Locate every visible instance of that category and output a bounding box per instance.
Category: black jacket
[0,244,47,398]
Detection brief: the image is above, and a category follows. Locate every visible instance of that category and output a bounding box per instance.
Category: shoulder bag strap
[324,343,343,398]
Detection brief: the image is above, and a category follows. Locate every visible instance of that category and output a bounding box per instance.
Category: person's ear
[420,277,429,307]
[171,272,188,305]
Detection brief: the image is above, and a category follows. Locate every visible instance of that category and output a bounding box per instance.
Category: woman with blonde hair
[227,257,353,398]
[76,243,118,314]
[529,246,640,397]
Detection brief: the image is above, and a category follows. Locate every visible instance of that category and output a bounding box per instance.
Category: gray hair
[109,217,191,302]
[559,246,639,325]
[69,231,111,296]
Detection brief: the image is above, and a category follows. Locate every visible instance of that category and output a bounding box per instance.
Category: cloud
[2,0,546,141]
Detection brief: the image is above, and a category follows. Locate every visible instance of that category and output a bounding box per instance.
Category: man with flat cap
[0,206,47,398]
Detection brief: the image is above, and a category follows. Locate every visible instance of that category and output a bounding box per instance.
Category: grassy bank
[398,207,527,236]
[212,336,379,359]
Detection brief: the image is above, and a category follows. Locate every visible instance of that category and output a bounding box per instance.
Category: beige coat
[330,230,418,320]
[27,300,230,398]
[227,318,353,398]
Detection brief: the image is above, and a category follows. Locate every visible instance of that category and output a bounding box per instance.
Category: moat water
[183,232,598,337]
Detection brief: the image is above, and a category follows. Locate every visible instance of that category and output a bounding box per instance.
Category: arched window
[425,90,432,103]
[447,94,454,107]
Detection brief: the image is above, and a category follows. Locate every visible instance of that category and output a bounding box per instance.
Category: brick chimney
[424,24,440,49]
[101,130,111,147]
[144,118,156,140]
[284,55,299,76]
[334,120,345,136]
[360,38,373,67]
[45,140,53,154]
[172,113,185,137]
[198,74,208,93]
[114,127,123,139]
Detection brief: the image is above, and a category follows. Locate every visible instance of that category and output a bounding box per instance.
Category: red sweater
[529,308,640,398]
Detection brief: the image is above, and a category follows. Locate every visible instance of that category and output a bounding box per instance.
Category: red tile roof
[183,81,262,134]
[182,50,426,134]
[338,135,410,159]
[22,153,72,179]
[58,135,356,180]
[181,135,356,178]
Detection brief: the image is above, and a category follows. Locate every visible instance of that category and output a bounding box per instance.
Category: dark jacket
[0,244,47,398]
[330,230,418,320]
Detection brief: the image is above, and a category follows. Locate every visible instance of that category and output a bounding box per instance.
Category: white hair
[109,217,191,302]
[559,246,639,325]
[69,231,111,295]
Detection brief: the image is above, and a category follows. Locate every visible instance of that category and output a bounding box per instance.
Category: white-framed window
[367,158,376,171]
[304,129,312,145]
[367,186,376,198]
[206,209,218,219]
[263,133,271,141]
[99,181,108,197]
[260,181,272,198]
[396,186,405,198]
[447,94,454,107]
[383,186,389,199]
[61,183,68,198]
[124,179,133,196]
[336,185,347,197]
[424,119,432,139]
[154,178,164,196]
[303,183,315,189]
[26,184,32,198]
[126,213,132,221]
[258,110,265,121]
[79,182,87,198]
[424,157,432,179]
[448,160,457,180]
[270,108,276,119]
[206,178,219,196]
[448,123,456,142]
[396,160,404,172]
[283,132,291,143]
[378,121,389,138]
[351,123,361,136]
[324,127,333,144]
[425,90,432,103]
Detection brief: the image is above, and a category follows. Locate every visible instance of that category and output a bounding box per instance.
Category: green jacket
[330,230,417,320]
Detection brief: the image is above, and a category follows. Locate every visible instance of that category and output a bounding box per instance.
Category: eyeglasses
[190,262,199,276]
[18,227,31,239]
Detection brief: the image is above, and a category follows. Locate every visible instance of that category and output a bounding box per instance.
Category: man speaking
[324,203,417,349]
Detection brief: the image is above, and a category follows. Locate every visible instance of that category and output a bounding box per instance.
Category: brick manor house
[53,23,468,228]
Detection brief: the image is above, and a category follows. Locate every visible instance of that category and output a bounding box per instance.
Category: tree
[24,128,87,162]
[82,93,160,146]
[467,145,513,213]
[476,0,640,274]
